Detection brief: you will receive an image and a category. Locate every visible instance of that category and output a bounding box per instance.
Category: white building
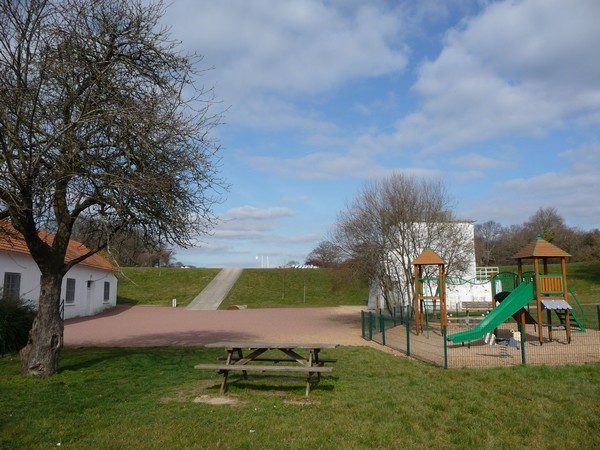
[0,225,117,319]
[369,222,493,311]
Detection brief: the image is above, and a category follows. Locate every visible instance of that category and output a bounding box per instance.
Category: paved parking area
[64,305,366,347]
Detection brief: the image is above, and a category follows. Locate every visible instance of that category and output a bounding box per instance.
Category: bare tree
[72,219,175,267]
[305,240,344,267]
[0,0,226,377]
[333,173,473,311]
[474,220,506,265]
[523,207,566,243]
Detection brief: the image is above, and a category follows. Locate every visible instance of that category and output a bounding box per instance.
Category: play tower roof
[512,235,571,260]
[412,247,445,265]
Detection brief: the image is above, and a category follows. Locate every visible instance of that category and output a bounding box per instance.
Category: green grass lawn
[1,346,599,449]
[116,267,221,306]
[220,268,368,309]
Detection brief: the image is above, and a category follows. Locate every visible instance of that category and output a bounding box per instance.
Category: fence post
[520,322,526,365]
[406,316,411,357]
[368,311,373,340]
[361,310,365,339]
[393,305,397,327]
[597,305,600,331]
[380,313,386,346]
[443,325,448,369]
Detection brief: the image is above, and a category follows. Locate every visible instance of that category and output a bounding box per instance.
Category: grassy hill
[117,267,369,308]
[116,267,221,306]
[221,268,368,308]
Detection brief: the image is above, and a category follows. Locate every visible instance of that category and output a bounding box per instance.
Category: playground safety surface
[382,323,600,368]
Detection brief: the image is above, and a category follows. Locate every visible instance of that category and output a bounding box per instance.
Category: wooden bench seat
[461,301,492,311]
[195,363,332,373]
[217,356,337,364]
[195,363,333,396]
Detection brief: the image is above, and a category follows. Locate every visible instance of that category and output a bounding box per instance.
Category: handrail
[445,275,489,286]
[568,288,587,329]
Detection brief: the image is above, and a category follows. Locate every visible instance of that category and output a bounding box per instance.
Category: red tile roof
[0,221,116,272]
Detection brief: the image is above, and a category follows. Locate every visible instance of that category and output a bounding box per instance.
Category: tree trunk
[20,273,64,377]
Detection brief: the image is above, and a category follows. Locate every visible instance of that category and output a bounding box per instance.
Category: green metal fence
[362,307,600,369]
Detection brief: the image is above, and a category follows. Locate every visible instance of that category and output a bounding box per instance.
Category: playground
[377,321,600,368]
[366,236,600,368]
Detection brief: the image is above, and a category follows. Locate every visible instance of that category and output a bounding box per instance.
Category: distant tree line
[308,205,599,272]
[474,207,599,266]
[72,218,177,268]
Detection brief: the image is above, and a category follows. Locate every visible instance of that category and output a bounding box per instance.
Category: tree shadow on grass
[60,330,259,372]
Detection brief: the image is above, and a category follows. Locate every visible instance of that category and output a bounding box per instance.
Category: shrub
[0,294,36,356]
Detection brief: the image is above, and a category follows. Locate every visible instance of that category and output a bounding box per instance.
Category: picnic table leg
[220,369,229,394]
[220,349,236,394]
[236,348,248,379]
[305,372,312,397]
[310,350,321,381]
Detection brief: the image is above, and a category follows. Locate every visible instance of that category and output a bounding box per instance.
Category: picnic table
[195,342,338,397]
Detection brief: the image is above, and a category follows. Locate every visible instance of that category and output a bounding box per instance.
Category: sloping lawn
[221,268,368,308]
[117,267,220,306]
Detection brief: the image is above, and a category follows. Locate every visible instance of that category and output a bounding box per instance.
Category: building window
[103,281,110,302]
[3,272,21,300]
[65,278,76,304]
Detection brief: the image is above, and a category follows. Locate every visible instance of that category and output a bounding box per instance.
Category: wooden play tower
[413,248,446,334]
[513,235,572,344]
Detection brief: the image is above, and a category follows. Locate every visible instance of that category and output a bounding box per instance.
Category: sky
[158,0,600,268]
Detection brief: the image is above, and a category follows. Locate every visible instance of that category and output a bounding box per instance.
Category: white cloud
[206,205,297,240]
[162,0,408,129]
[451,152,514,171]
[467,144,600,227]
[247,151,387,180]
[224,205,296,220]
[381,0,600,154]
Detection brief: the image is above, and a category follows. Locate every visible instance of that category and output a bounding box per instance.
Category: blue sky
[159,0,600,268]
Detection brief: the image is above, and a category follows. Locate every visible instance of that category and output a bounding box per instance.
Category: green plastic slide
[447,282,534,344]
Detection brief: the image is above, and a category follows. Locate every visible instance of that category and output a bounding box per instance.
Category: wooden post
[439,265,447,332]
[547,309,553,342]
[566,308,571,344]
[414,265,421,334]
[561,257,568,299]
[534,257,544,344]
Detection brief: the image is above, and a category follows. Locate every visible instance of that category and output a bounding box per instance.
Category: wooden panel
[540,276,563,294]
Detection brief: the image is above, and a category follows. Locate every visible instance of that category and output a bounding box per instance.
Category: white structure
[1,226,117,319]
[369,222,493,311]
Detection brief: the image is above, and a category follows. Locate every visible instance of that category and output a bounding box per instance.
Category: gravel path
[64,305,368,347]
